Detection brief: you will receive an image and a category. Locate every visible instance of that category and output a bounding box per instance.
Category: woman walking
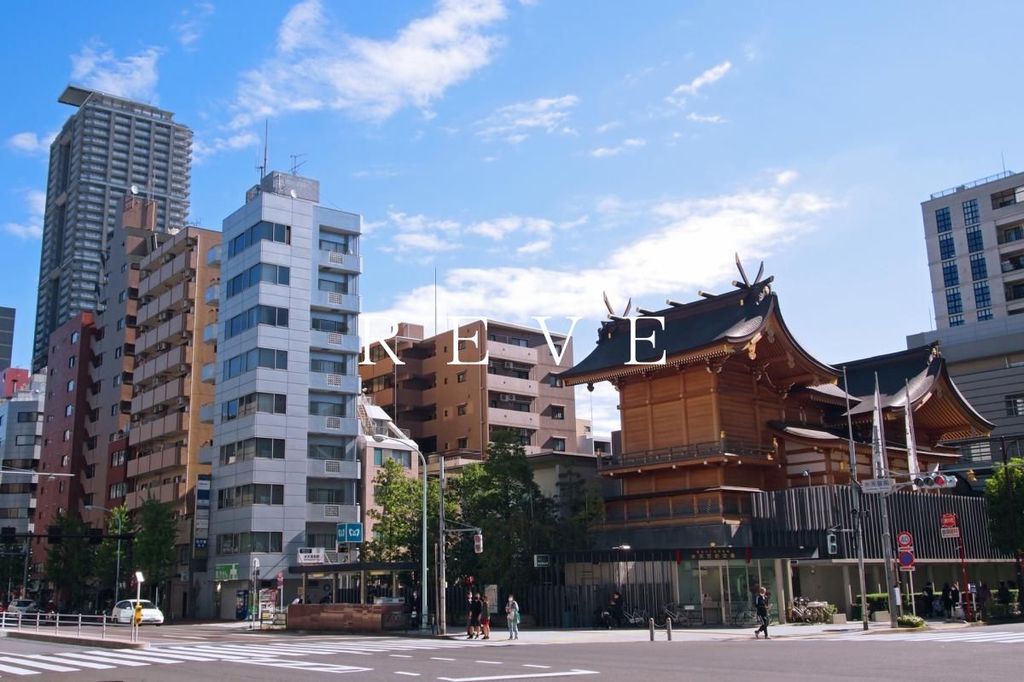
[480,595,491,639]
[753,586,770,639]
[506,594,520,640]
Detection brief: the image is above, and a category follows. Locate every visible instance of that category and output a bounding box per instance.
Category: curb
[1,631,150,649]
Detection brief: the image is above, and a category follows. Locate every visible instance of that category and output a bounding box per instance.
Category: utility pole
[842,367,869,631]
[438,455,447,636]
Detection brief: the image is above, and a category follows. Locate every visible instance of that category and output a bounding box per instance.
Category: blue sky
[3,1,1024,434]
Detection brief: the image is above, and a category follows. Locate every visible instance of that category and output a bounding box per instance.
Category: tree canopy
[133,498,177,599]
[985,457,1024,556]
[44,512,95,610]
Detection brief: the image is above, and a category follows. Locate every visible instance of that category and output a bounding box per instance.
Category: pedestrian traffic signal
[826,532,838,556]
[912,473,957,489]
[473,533,483,554]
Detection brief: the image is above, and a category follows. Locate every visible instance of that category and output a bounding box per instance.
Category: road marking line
[50,652,149,668]
[79,650,187,664]
[432,657,457,661]
[390,654,414,658]
[476,660,504,664]
[27,655,114,670]
[395,673,421,677]
[523,665,551,669]
[0,657,79,672]
[438,669,600,682]
[0,661,41,675]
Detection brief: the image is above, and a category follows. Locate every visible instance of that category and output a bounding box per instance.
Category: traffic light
[473,532,483,554]
[912,473,958,489]
[826,532,838,556]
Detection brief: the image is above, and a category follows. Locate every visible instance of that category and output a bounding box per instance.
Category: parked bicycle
[730,603,758,627]
[789,597,831,623]
[654,602,701,627]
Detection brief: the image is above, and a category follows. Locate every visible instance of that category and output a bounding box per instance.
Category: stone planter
[870,610,889,623]
[830,614,847,624]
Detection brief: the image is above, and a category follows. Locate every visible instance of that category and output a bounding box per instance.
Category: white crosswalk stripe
[0,635,502,676]
[822,630,1024,644]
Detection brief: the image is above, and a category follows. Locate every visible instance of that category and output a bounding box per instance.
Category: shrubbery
[897,614,925,628]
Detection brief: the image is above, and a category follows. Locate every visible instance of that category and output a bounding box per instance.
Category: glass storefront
[677,559,781,624]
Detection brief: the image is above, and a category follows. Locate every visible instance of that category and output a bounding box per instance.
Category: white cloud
[775,169,799,186]
[230,0,508,128]
[365,179,834,349]
[590,137,646,158]
[174,1,215,49]
[3,189,46,240]
[596,196,623,214]
[595,121,621,134]
[667,60,732,107]
[516,239,551,255]
[6,130,57,155]
[467,216,554,240]
[476,95,580,143]
[192,131,259,162]
[70,40,161,101]
[687,112,726,124]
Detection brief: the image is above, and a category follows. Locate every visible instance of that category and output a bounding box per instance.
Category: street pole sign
[336,522,364,546]
[898,549,916,571]
[861,477,894,494]
[940,513,961,539]
[896,530,914,550]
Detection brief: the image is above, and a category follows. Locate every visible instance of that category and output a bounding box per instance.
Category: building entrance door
[699,563,726,625]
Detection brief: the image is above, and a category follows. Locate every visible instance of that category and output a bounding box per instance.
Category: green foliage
[897,614,925,628]
[94,505,134,604]
[552,469,604,550]
[364,458,421,563]
[44,512,95,609]
[985,458,1024,556]
[133,498,177,599]
[983,603,1020,621]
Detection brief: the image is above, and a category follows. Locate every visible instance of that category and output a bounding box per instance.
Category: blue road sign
[336,522,364,544]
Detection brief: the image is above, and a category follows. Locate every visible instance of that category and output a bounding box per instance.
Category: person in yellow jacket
[133,601,143,626]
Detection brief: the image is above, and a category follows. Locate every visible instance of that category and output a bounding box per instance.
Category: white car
[110,599,164,625]
[7,599,38,614]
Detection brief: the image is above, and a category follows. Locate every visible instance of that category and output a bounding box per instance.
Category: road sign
[861,477,894,494]
[941,512,958,528]
[297,547,326,565]
[898,549,916,571]
[215,563,239,581]
[897,530,914,549]
[336,522,364,544]
[940,526,961,539]
[277,571,284,587]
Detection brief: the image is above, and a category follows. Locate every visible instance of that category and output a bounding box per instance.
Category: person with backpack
[506,594,520,640]
[754,586,770,639]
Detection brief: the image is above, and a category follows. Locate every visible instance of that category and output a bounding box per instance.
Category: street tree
[133,498,177,601]
[364,458,420,562]
[984,457,1024,558]
[94,504,134,607]
[44,512,95,610]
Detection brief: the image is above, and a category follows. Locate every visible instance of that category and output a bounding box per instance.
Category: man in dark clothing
[922,582,934,617]
[609,592,624,627]
[468,593,483,639]
[997,581,1011,605]
[754,586,770,639]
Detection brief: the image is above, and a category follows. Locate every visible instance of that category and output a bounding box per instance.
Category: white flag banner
[871,372,889,478]
[904,380,920,482]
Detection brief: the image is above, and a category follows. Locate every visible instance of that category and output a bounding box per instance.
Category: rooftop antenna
[1002,151,1007,174]
[289,153,307,175]
[258,120,269,179]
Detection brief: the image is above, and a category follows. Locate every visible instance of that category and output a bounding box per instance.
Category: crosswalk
[820,630,1024,644]
[0,636,498,676]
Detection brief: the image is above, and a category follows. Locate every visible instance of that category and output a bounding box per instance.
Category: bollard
[78,613,82,638]
[55,613,60,634]
[649,617,655,641]
[667,617,672,641]
[35,613,40,631]
[17,613,21,631]
[102,616,107,640]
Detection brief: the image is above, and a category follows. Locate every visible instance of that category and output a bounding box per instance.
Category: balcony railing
[598,439,775,470]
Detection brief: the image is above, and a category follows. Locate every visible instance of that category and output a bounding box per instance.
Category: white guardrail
[0,612,131,640]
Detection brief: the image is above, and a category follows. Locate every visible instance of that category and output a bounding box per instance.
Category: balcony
[130,377,190,414]
[317,249,362,273]
[598,439,776,472]
[486,374,539,397]
[307,459,361,479]
[204,283,219,306]
[309,372,360,394]
[312,290,360,313]
[306,503,360,523]
[309,415,358,434]
[127,445,188,478]
[140,249,197,297]
[203,323,217,344]
[128,411,188,445]
[135,345,192,385]
[206,244,221,267]
[126,480,188,509]
[201,362,217,384]
[136,311,195,355]
[310,330,361,353]
[199,403,215,424]
[488,407,539,430]
[488,340,538,364]
[198,442,216,465]
[136,280,195,328]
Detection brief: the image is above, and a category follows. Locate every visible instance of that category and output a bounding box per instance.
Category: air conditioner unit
[157,342,170,351]
[154,404,167,413]
[500,393,515,402]
[176,398,187,408]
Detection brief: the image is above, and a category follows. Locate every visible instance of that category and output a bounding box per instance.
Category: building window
[71,331,80,344]
[949,314,964,327]
[978,308,994,321]
[116,317,124,331]
[945,288,963,315]
[114,347,122,359]
[551,437,566,452]
[217,484,285,509]
[63,429,71,441]
[963,198,980,225]
[457,404,467,416]
[974,281,992,309]
[227,220,291,258]
[941,261,959,288]
[938,233,955,260]
[935,207,952,233]
[1006,394,1024,417]
[17,412,41,423]
[970,253,988,281]
[966,226,984,253]
[66,379,75,392]
[220,437,286,465]
[68,356,76,369]
[309,400,345,417]
[223,347,288,380]
[109,482,127,499]
[991,185,1024,209]
[551,405,565,420]
[456,371,466,383]
[226,263,290,298]
[65,404,74,417]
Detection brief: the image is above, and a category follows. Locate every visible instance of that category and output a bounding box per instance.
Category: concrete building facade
[131,225,220,618]
[33,86,192,371]
[0,373,47,536]
[207,172,362,618]
[0,307,14,371]
[359,320,578,458]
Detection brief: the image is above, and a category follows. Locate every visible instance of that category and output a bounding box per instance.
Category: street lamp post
[85,505,123,605]
[373,433,428,631]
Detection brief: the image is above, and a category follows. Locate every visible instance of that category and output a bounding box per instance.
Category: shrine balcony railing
[598,439,775,471]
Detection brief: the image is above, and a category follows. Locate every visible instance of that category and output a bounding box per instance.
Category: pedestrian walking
[753,586,770,639]
[951,582,962,620]
[941,583,952,619]
[468,593,482,639]
[922,582,934,618]
[480,595,491,639]
[506,594,520,640]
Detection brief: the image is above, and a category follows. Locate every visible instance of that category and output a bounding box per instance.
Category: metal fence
[0,612,122,640]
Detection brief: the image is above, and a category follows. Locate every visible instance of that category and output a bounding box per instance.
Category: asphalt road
[0,624,1020,681]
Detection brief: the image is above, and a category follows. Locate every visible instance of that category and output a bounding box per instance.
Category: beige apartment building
[359,320,578,458]
[131,225,220,618]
